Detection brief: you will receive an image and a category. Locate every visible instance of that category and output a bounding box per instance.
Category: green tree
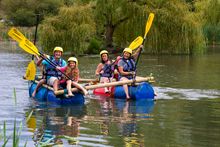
[39,4,96,54]
[95,0,144,48]
[94,0,207,54]
[202,0,220,44]
[141,0,206,54]
[1,0,62,26]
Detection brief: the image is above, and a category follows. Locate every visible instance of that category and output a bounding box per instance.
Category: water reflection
[26,105,86,146]
[25,98,155,146]
[114,99,154,146]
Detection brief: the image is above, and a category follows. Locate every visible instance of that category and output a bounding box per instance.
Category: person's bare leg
[53,79,59,91]
[102,77,110,93]
[67,80,73,96]
[121,77,130,99]
[32,79,46,97]
[72,81,88,96]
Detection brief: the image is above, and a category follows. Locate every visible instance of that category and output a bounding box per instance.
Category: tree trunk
[105,24,115,48]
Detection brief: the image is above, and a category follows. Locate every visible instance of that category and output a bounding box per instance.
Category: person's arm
[56,66,66,72]
[36,57,44,66]
[95,63,103,76]
[62,60,67,67]
[36,54,48,66]
[74,69,79,82]
[132,45,143,61]
[118,66,135,76]
[117,60,135,76]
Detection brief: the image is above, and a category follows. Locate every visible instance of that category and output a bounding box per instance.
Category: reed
[2,120,28,147]
[13,88,17,105]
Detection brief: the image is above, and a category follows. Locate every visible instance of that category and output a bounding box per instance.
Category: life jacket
[119,57,135,79]
[64,66,79,81]
[45,56,65,79]
[100,62,113,78]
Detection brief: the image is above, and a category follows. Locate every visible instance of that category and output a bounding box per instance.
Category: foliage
[1,120,24,147]
[202,0,220,44]
[95,0,144,48]
[39,4,96,54]
[1,0,219,54]
[94,0,207,54]
[141,0,207,54]
[1,0,62,26]
[86,37,102,54]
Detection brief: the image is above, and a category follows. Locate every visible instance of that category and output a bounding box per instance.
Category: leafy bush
[86,38,102,54]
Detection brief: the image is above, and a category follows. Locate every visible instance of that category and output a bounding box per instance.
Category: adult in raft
[36,46,67,91]
[95,50,113,93]
[117,45,143,100]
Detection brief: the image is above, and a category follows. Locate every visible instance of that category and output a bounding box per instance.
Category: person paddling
[117,45,143,100]
[36,47,66,91]
[95,50,113,93]
[57,57,88,97]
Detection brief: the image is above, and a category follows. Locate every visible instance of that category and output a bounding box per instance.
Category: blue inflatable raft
[29,82,85,105]
[94,82,155,100]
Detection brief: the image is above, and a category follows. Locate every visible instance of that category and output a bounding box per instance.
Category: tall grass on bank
[1,118,31,146]
[0,88,33,146]
[13,88,17,105]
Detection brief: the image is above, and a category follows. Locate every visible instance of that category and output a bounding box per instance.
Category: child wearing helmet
[57,57,88,96]
[95,50,113,93]
[117,45,143,100]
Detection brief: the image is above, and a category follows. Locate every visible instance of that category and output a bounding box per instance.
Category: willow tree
[202,0,220,44]
[39,4,96,54]
[95,0,145,49]
[138,0,207,54]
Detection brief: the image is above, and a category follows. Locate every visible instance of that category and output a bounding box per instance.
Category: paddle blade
[144,13,155,38]
[8,27,26,43]
[25,60,36,80]
[129,36,143,50]
[19,39,40,56]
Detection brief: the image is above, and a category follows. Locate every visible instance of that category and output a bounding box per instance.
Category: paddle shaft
[9,27,75,82]
[55,76,154,95]
[32,14,40,60]
[24,44,75,82]
[39,53,74,81]
[34,14,40,45]
[134,38,145,71]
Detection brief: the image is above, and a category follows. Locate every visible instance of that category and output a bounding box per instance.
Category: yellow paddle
[8,28,37,80]
[128,13,154,51]
[144,13,155,40]
[19,39,40,56]
[128,36,143,50]
[8,28,39,80]
[8,27,25,43]
[8,28,82,82]
[134,13,155,78]
[24,60,36,80]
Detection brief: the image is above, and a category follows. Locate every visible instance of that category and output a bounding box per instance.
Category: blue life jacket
[100,62,113,78]
[45,56,65,79]
[119,57,135,79]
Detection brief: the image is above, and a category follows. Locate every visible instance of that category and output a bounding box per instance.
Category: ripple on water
[154,86,220,100]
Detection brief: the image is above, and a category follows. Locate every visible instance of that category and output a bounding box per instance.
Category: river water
[0,42,220,146]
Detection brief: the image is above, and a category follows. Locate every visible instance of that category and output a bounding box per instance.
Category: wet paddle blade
[19,39,40,56]
[25,60,36,81]
[8,27,25,43]
[129,36,143,50]
[144,13,155,39]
